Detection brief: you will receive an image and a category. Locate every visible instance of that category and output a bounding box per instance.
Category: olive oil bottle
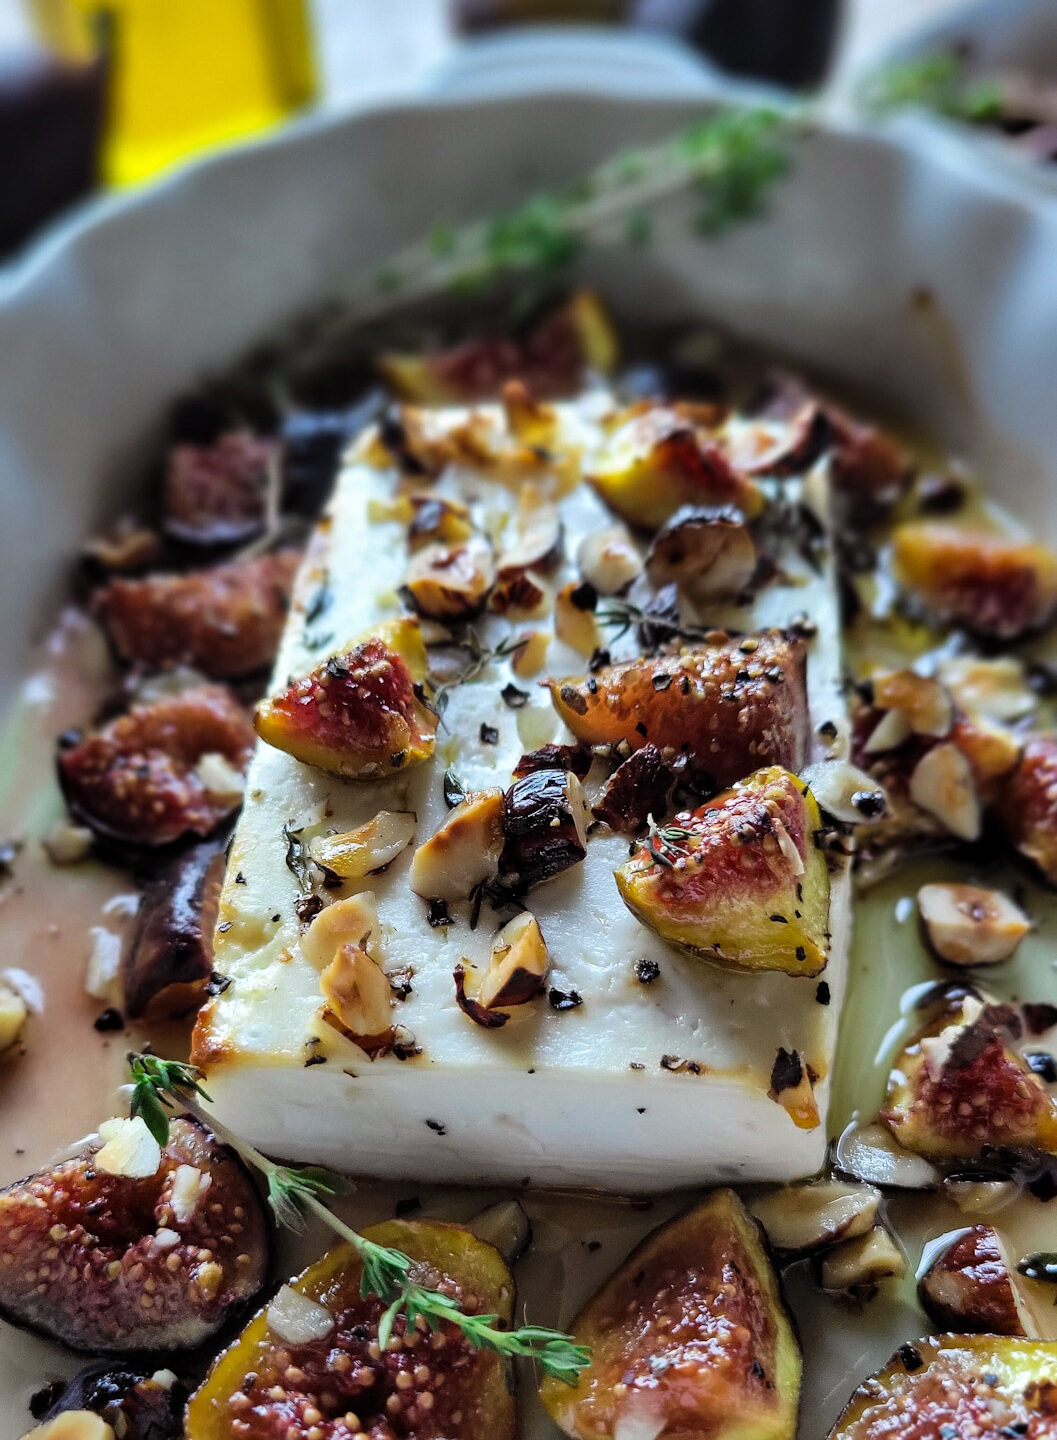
[30,0,317,185]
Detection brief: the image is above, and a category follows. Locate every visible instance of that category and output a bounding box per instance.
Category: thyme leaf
[126,1053,589,1384]
[430,628,524,719]
[861,54,1002,122]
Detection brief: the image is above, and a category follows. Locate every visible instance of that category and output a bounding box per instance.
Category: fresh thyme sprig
[335,107,797,329]
[429,627,525,719]
[861,53,1002,123]
[126,1053,589,1383]
[595,596,646,641]
[644,817,695,869]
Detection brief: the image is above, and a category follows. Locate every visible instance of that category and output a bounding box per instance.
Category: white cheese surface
[195,397,852,1190]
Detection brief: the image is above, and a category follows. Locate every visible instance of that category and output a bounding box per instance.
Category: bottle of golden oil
[29,0,317,185]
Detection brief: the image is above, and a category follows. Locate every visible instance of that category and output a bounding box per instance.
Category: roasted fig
[186,1218,515,1440]
[548,631,809,788]
[0,1117,268,1353]
[918,1224,1038,1336]
[880,994,1057,1162]
[591,743,674,834]
[645,504,757,601]
[586,403,765,530]
[98,549,301,680]
[998,737,1057,885]
[893,522,1057,639]
[255,618,437,780]
[615,767,830,977]
[541,1189,800,1440]
[33,1363,185,1440]
[58,685,254,849]
[163,431,277,547]
[499,768,590,892]
[827,1336,1057,1440]
[122,836,227,1019]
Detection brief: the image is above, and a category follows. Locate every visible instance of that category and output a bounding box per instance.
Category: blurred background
[0,0,995,261]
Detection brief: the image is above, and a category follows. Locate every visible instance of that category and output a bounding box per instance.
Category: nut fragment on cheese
[193,394,853,1190]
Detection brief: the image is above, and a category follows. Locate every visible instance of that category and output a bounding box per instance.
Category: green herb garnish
[126,1053,589,1383]
[861,53,1002,123]
[430,627,525,719]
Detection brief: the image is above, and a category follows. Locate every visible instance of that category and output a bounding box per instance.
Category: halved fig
[378,289,617,402]
[404,537,496,621]
[645,504,757,601]
[827,1336,1057,1440]
[826,409,911,512]
[98,549,301,679]
[499,769,590,892]
[880,994,1057,1162]
[591,743,674,835]
[33,1362,185,1440]
[186,1218,515,1440]
[58,685,254,849]
[893,522,1057,639]
[255,618,436,780]
[919,1224,1038,1336]
[548,631,808,789]
[163,431,276,546]
[586,403,765,531]
[917,883,1031,967]
[751,1180,881,1256]
[541,1189,800,1440]
[998,737,1057,885]
[0,1117,268,1353]
[615,767,830,977]
[122,836,227,1019]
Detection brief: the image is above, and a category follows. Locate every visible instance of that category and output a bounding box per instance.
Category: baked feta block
[193,392,853,1190]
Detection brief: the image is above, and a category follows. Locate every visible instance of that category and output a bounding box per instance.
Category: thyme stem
[126,1054,589,1383]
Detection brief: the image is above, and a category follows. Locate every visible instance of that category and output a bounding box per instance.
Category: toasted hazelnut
[301,892,381,969]
[820,1225,906,1298]
[834,1119,939,1191]
[937,656,1035,724]
[94,1116,162,1180]
[405,536,495,620]
[501,380,560,448]
[479,911,550,1011]
[751,1180,881,1256]
[554,582,602,658]
[310,811,417,880]
[908,742,980,840]
[193,750,247,801]
[407,494,473,550]
[0,981,27,1053]
[267,1284,335,1345]
[862,707,912,754]
[917,883,1030,966]
[871,669,954,737]
[944,1176,1020,1217]
[512,630,550,678]
[409,790,505,900]
[321,944,393,1044]
[576,524,642,596]
[498,486,563,575]
[41,821,94,865]
[645,504,756,601]
[19,1412,117,1440]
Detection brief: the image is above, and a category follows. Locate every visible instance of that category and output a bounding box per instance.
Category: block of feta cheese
[192,391,854,1190]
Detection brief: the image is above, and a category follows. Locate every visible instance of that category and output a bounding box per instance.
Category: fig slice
[255,617,437,780]
[186,1218,515,1440]
[0,1117,268,1354]
[122,836,227,1020]
[32,1362,185,1440]
[880,994,1057,1163]
[541,1189,800,1440]
[548,630,809,789]
[162,430,276,547]
[98,549,301,681]
[827,1335,1057,1440]
[999,736,1057,885]
[57,685,255,849]
[614,767,830,977]
[893,521,1057,640]
[585,403,765,530]
[918,1224,1039,1336]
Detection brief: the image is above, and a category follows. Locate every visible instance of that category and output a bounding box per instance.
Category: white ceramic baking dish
[3,33,1057,1439]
